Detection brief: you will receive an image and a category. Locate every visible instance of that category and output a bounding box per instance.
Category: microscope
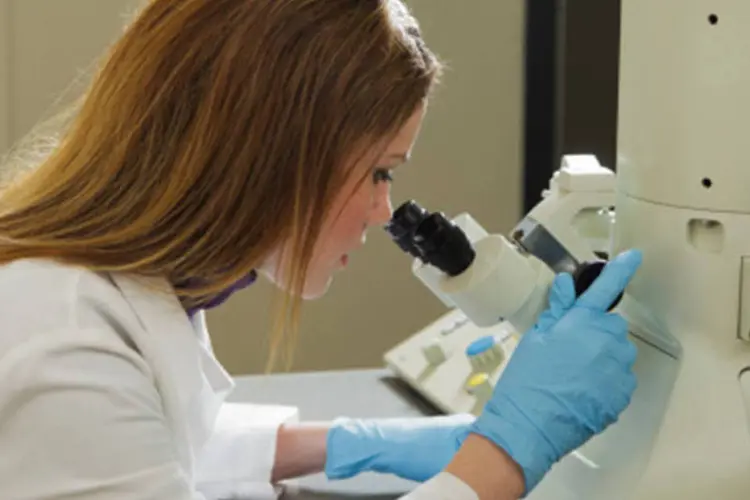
[383,1,750,498]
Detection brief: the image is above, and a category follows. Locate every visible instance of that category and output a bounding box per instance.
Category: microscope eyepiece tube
[412,213,476,276]
[386,200,476,276]
[384,200,429,258]
[386,200,552,328]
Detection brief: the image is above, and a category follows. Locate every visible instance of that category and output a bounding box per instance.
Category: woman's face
[260,105,426,299]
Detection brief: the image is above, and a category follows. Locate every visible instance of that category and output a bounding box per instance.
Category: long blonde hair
[0,0,442,370]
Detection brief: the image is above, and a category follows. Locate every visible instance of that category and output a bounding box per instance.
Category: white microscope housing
[385,155,617,336]
[383,1,750,498]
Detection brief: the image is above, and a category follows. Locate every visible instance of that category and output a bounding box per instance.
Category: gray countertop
[229,369,441,500]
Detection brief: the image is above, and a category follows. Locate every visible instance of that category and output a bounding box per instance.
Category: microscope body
[385,1,750,498]
[385,157,677,499]
[409,155,616,335]
[606,1,750,497]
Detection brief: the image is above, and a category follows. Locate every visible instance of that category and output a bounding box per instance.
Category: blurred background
[0,0,620,374]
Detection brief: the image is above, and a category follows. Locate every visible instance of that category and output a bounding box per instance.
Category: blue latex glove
[325,413,475,482]
[470,249,642,495]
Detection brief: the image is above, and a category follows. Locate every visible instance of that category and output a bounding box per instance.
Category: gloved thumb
[534,272,576,331]
[548,272,576,315]
[575,249,642,312]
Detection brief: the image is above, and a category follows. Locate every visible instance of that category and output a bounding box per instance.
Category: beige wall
[1,1,144,146]
[0,2,10,153]
[209,0,526,374]
[0,0,525,374]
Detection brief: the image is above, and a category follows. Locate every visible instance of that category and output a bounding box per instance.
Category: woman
[0,1,640,499]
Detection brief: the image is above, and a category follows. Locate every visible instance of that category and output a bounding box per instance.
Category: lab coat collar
[108,273,235,455]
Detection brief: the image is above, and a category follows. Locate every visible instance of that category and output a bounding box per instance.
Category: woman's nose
[369,186,393,226]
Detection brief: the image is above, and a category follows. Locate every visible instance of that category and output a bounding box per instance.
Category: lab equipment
[327,250,637,494]
[384,154,622,416]
[383,1,750,498]
[324,413,473,482]
[470,255,639,493]
[384,154,618,336]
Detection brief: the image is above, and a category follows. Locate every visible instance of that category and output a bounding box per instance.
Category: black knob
[572,260,624,311]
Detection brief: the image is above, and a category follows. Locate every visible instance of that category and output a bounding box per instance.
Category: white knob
[422,339,447,366]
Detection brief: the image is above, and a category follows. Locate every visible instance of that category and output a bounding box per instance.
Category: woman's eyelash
[373,168,394,183]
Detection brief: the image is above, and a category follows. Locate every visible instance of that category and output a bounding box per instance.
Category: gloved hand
[325,413,475,482]
[470,249,642,495]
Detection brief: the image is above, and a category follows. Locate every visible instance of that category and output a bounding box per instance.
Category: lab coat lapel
[190,310,235,423]
[109,274,234,462]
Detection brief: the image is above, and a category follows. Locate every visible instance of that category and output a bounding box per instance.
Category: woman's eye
[373,168,394,184]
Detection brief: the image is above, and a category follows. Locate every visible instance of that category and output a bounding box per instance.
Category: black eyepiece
[384,200,429,258]
[385,200,475,276]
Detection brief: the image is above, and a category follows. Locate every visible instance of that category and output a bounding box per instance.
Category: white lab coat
[0,259,477,500]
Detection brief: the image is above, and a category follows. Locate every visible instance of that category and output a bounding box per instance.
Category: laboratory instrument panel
[384,308,518,415]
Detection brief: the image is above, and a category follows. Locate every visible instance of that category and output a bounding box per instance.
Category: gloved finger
[622,340,638,369]
[600,313,630,341]
[550,272,576,313]
[575,249,643,312]
[598,370,637,425]
[614,372,638,413]
[534,273,576,331]
[606,335,638,368]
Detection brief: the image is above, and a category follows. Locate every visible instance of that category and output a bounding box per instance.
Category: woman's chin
[260,261,340,301]
[300,275,335,301]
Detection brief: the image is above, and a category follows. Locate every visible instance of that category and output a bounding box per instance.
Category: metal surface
[228,369,439,500]
[512,217,579,274]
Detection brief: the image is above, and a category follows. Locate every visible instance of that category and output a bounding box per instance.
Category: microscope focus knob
[421,339,447,366]
[466,336,505,372]
[573,260,624,311]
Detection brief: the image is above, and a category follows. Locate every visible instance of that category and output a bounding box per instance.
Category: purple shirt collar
[186,270,258,317]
